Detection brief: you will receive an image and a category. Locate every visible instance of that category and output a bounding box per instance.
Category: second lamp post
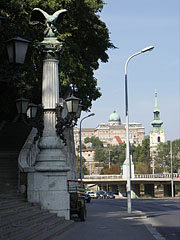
[79,113,95,180]
[125,46,154,213]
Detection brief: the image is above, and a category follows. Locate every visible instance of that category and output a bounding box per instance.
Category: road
[52,198,180,240]
[97,198,180,240]
[53,199,179,240]
[131,198,180,240]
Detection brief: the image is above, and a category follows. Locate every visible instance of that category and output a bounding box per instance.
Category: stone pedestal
[28,171,70,219]
[122,160,134,179]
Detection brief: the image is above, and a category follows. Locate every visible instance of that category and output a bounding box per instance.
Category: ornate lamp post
[124,46,154,214]
[26,8,81,220]
[6,37,31,64]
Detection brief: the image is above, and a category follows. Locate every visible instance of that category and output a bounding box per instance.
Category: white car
[87,191,97,198]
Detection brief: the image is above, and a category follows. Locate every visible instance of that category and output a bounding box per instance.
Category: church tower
[150,90,165,155]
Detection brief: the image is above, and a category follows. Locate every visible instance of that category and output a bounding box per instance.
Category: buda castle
[73,111,145,150]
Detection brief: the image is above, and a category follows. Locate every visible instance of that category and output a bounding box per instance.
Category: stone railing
[134,173,179,178]
[84,175,123,180]
[84,173,179,180]
[18,128,39,172]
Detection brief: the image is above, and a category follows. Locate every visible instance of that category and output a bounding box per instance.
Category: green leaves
[156,140,180,173]
[0,0,114,118]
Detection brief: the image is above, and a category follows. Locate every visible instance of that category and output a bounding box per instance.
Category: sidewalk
[52,200,165,240]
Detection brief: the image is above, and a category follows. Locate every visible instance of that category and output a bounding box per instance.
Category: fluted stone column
[27,42,70,220]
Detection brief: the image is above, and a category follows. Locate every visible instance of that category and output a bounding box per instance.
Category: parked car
[96,190,107,199]
[106,192,115,199]
[87,191,98,199]
[84,193,91,203]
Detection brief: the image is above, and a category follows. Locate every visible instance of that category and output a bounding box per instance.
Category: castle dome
[108,111,121,125]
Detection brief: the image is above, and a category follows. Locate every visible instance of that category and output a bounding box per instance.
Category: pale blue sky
[78,0,180,141]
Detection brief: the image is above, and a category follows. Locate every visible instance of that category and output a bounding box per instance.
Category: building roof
[109,111,121,122]
[114,136,123,144]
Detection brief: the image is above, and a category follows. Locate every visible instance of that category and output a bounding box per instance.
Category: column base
[27,171,70,220]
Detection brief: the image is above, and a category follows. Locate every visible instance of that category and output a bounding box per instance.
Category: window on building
[157,136,161,142]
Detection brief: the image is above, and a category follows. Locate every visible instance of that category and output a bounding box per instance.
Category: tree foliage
[101,164,121,175]
[156,139,180,173]
[133,137,151,174]
[0,0,115,120]
[76,155,89,175]
[110,144,126,166]
[94,148,108,164]
[84,136,103,148]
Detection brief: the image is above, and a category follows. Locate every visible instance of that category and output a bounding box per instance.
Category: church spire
[151,90,163,130]
[154,89,159,111]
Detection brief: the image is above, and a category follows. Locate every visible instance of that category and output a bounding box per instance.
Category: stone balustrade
[84,173,180,180]
[18,128,39,171]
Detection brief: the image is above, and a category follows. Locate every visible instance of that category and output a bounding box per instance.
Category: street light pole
[109,150,112,168]
[79,113,95,180]
[170,141,174,197]
[125,46,154,214]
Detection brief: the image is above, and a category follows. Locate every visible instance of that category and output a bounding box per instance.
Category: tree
[94,148,108,167]
[84,136,103,148]
[76,155,89,175]
[101,164,121,175]
[156,140,180,173]
[133,137,151,174]
[0,0,115,121]
[110,144,126,165]
[96,144,126,174]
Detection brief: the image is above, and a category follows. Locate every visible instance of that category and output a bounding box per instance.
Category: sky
[78,0,180,141]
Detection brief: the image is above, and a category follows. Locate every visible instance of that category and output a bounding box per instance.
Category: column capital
[39,37,63,60]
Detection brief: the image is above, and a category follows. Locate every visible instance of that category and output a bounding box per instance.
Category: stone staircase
[0,121,31,193]
[0,193,73,240]
[0,122,74,239]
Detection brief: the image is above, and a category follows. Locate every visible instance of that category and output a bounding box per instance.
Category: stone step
[0,211,57,238]
[0,193,73,240]
[0,200,30,212]
[0,122,31,192]
[0,205,40,221]
[0,175,18,180]
[0,207,49,229]
[4,217,68,240]
[32,220,74,240]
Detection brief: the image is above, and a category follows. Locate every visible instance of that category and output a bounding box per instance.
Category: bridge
[83,173,180,198]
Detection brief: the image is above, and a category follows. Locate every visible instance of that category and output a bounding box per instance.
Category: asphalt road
[53,198,180,240]
[53,198,167,240]
[105,198,180,240]
[131,198,180,240]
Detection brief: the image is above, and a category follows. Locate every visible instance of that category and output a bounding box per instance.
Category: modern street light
[79,113,95,180]
[109,150,112,168]
[125,45,154,213]
[170,141,174,197]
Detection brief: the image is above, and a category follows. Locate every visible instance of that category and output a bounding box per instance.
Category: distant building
[74,111,145,150]
[74,111,145,174]
[150,90,165,156]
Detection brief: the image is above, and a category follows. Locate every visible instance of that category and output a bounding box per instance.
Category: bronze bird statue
[29,8,67,37]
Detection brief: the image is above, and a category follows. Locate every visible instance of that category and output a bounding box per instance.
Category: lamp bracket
[21,102,80,145]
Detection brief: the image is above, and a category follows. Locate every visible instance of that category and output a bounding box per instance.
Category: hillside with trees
[82,136,180,175]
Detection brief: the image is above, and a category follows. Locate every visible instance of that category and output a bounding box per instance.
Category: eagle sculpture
[29,8,67,37]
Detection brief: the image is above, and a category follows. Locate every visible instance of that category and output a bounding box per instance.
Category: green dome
[109,111,120,122]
